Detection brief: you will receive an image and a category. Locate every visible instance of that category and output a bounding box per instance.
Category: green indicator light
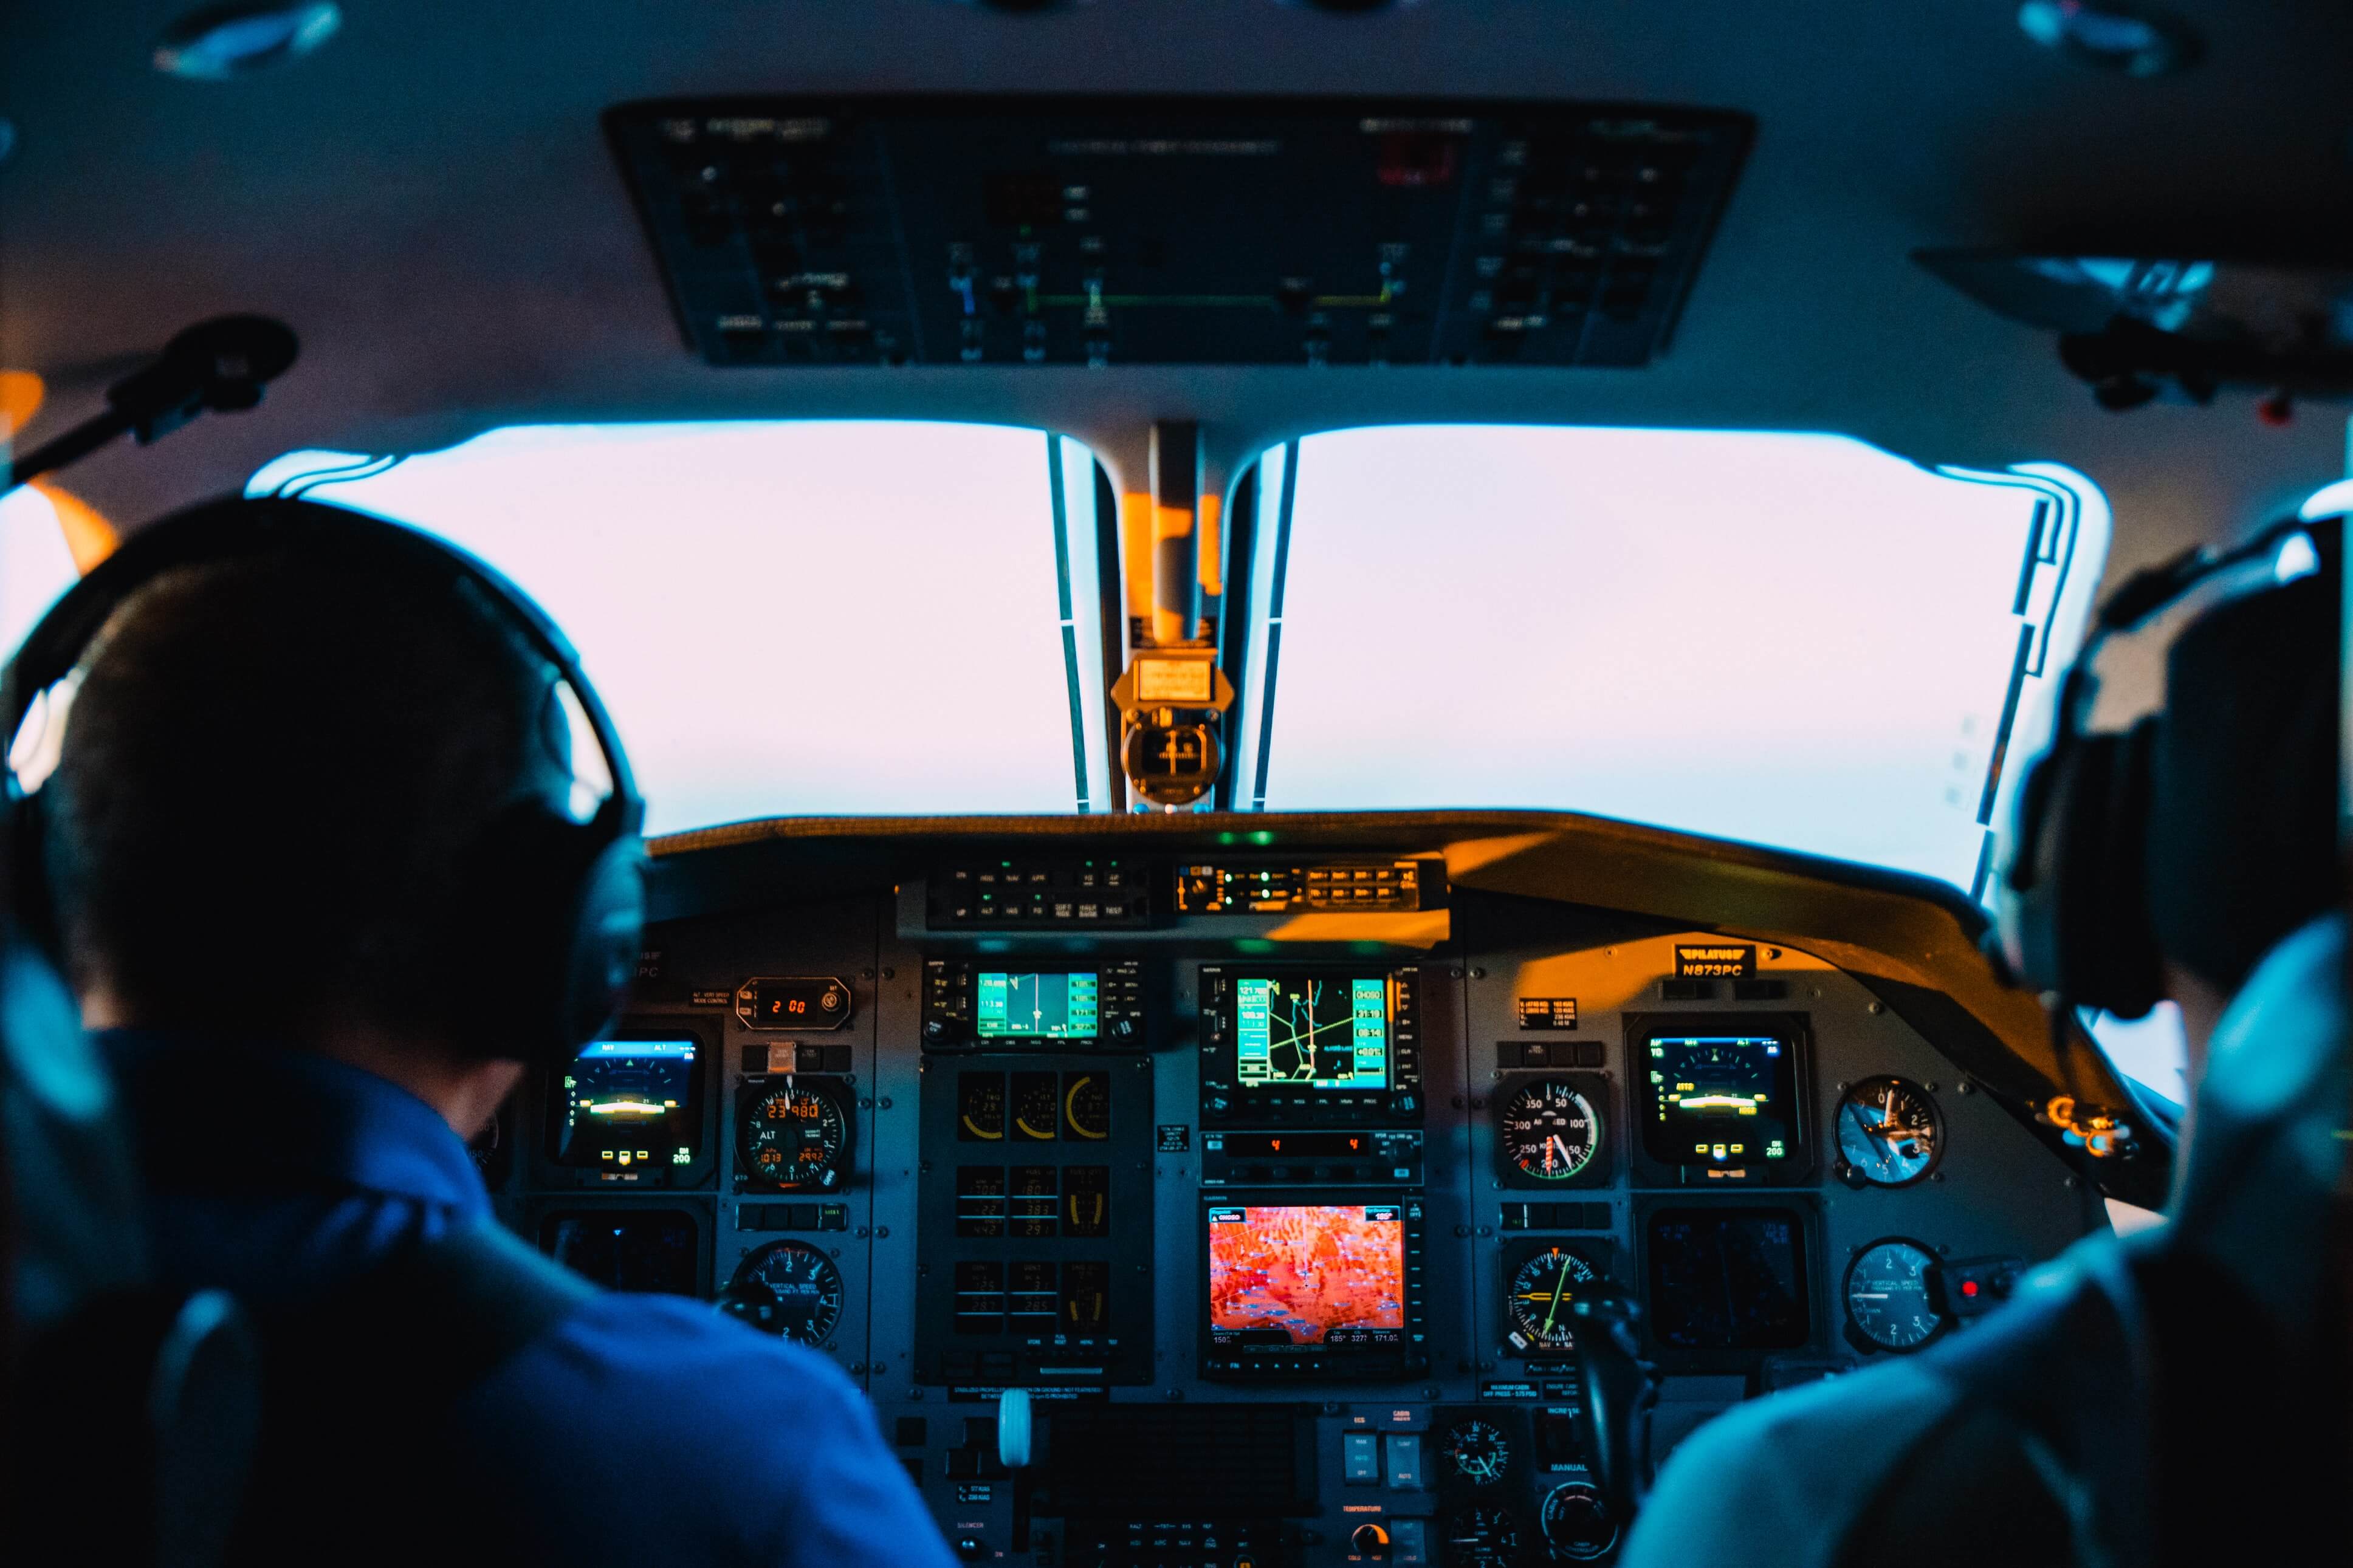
[1248,830,1276,846]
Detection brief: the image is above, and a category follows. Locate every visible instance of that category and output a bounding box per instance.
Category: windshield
[234,420,2104,882]
[1232,427,2107,890]
[250,423,1112,834]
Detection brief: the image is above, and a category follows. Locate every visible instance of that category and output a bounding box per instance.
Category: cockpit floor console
[608,97,1753,370]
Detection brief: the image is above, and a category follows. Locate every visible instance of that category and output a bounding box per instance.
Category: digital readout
[1642,1034,1796,1166]
[554,1038,699,1169]
[976,971,1100,1039]
[1234,976,1387,1090]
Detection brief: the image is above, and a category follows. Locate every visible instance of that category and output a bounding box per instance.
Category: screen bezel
[1624,1012,1815,1186]
[1633,1196,1822,1371]
[1198,1194,1429,1381]
[538,1020,716,1187]
[972,968,1106,1044]
[1201,965,1417,1121]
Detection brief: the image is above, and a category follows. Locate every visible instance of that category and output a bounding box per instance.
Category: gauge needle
[1541,1259,1571,1337]
[1548,1134,1573,1169]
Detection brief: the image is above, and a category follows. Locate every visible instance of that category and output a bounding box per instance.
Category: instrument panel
[489,843,2103,1566]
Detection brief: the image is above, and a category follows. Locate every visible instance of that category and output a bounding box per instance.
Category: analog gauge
[1538,1482,1616,1563]
[1012,1071,1060,1142]
[1844,1239,1946,1353]
[958,1073,1006,1142]
[1835,1075,1943,1186]
[737,1083,849,1190]
[1063,1072,1110,1140]
[1441,1420,1511,1487]
[1444,1507,1521,1568]
[1506,1247,1599,1355]
[719,1240,844,1346]
[1499,1079,1601,1183]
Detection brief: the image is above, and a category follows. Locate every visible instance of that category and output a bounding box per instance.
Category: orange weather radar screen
[1207,1205,1406,1346]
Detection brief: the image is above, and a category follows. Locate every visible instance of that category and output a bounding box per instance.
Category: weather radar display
[1206,1203,1406,1351]
[976,971,1100,1040]
[1234,976,1388,1090]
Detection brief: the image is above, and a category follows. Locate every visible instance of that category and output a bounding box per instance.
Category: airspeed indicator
[1499,1078,1601,1182]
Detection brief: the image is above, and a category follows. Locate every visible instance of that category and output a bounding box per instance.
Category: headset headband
[1,497,643,835]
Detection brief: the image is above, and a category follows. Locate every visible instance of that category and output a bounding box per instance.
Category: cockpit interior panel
[478,812,2114,1566]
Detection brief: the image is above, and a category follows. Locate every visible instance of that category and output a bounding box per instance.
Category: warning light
[1960,1279,1980,1298]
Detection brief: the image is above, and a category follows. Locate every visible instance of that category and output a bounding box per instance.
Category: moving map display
[1206,1203,1406,1357]
[1233,975,1388,1090]
[977,971,1100,1040]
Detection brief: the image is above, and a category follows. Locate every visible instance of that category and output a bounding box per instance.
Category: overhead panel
[607,97,1753,371]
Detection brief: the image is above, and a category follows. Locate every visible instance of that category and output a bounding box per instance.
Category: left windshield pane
[252,422,1107,834]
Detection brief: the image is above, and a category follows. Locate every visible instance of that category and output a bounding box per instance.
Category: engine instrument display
[1441,1420,1510,1486]
[1844,1238,1945,1352]
[1497,1078,1602,1183]
[1835,1076,1942,1186]
[977,971,1100,1040]
[1204,1201,1423,1376]
[548,1036,702,1172]
[737,1081,850,1190]
[1505,1245,1601,1355]
[1234,975,1388,1090]
[1644,1205,1812,1354]
[721,1239,846,1346]
[1634,1022,1803,1169]
[1541,1482,1617,1561]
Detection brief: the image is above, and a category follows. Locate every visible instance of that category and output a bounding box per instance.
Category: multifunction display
[1642,1203,1814,1358]
[1236,975,1388,1089]
[1203,1199,1427,1378]
[545,1035,706,1183]
[978,971,1099,1040]
[1201,965,1422,1125]
[1626,1013,1812,1183]
[924,958,1143,1048]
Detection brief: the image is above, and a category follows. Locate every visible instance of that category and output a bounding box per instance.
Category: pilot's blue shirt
[102,1030,954,1568]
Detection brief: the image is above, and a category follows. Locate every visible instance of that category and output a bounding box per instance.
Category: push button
[1384,1433,1424,1490]
[1344,1431,1381,1484]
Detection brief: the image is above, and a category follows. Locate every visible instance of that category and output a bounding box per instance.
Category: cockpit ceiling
[4,1,2352,550]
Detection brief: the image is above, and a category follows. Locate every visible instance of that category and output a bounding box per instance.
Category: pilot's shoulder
[499,1290,879,1438]
[454,1293,949,1567]
[1620,1358,1957,1568]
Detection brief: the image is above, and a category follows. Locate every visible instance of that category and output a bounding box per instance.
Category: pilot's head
[2142,556,2340,1034]
[38,498,572,1081]
[2000,521,2340,1066]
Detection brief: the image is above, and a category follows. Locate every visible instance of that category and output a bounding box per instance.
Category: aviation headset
[0,496,647,1063]
[1994,510,2335,1018]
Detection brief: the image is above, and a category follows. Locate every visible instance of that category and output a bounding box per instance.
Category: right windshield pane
[1239,426,2108,890]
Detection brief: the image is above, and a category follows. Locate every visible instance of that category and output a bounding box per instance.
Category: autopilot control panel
[482,846,2101,1567]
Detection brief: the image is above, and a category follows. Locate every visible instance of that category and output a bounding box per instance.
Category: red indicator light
[1961,1279,1980,1298]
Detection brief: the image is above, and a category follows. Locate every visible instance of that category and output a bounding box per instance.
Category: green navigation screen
[975,972,1100,1039]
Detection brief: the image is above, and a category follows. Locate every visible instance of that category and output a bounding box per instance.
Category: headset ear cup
[452,803,644,1061]
[561,835,646,1052]
[2085,716,2164,1018]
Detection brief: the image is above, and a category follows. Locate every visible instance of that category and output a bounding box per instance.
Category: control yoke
[1568,1283,1660,1525]
[3,315,299,492]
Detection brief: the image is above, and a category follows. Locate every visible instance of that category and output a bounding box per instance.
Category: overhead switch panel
[608,96,1753,369]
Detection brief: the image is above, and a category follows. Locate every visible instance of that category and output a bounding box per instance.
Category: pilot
[1620,525,2350,1566]
[15,496,955,1567]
